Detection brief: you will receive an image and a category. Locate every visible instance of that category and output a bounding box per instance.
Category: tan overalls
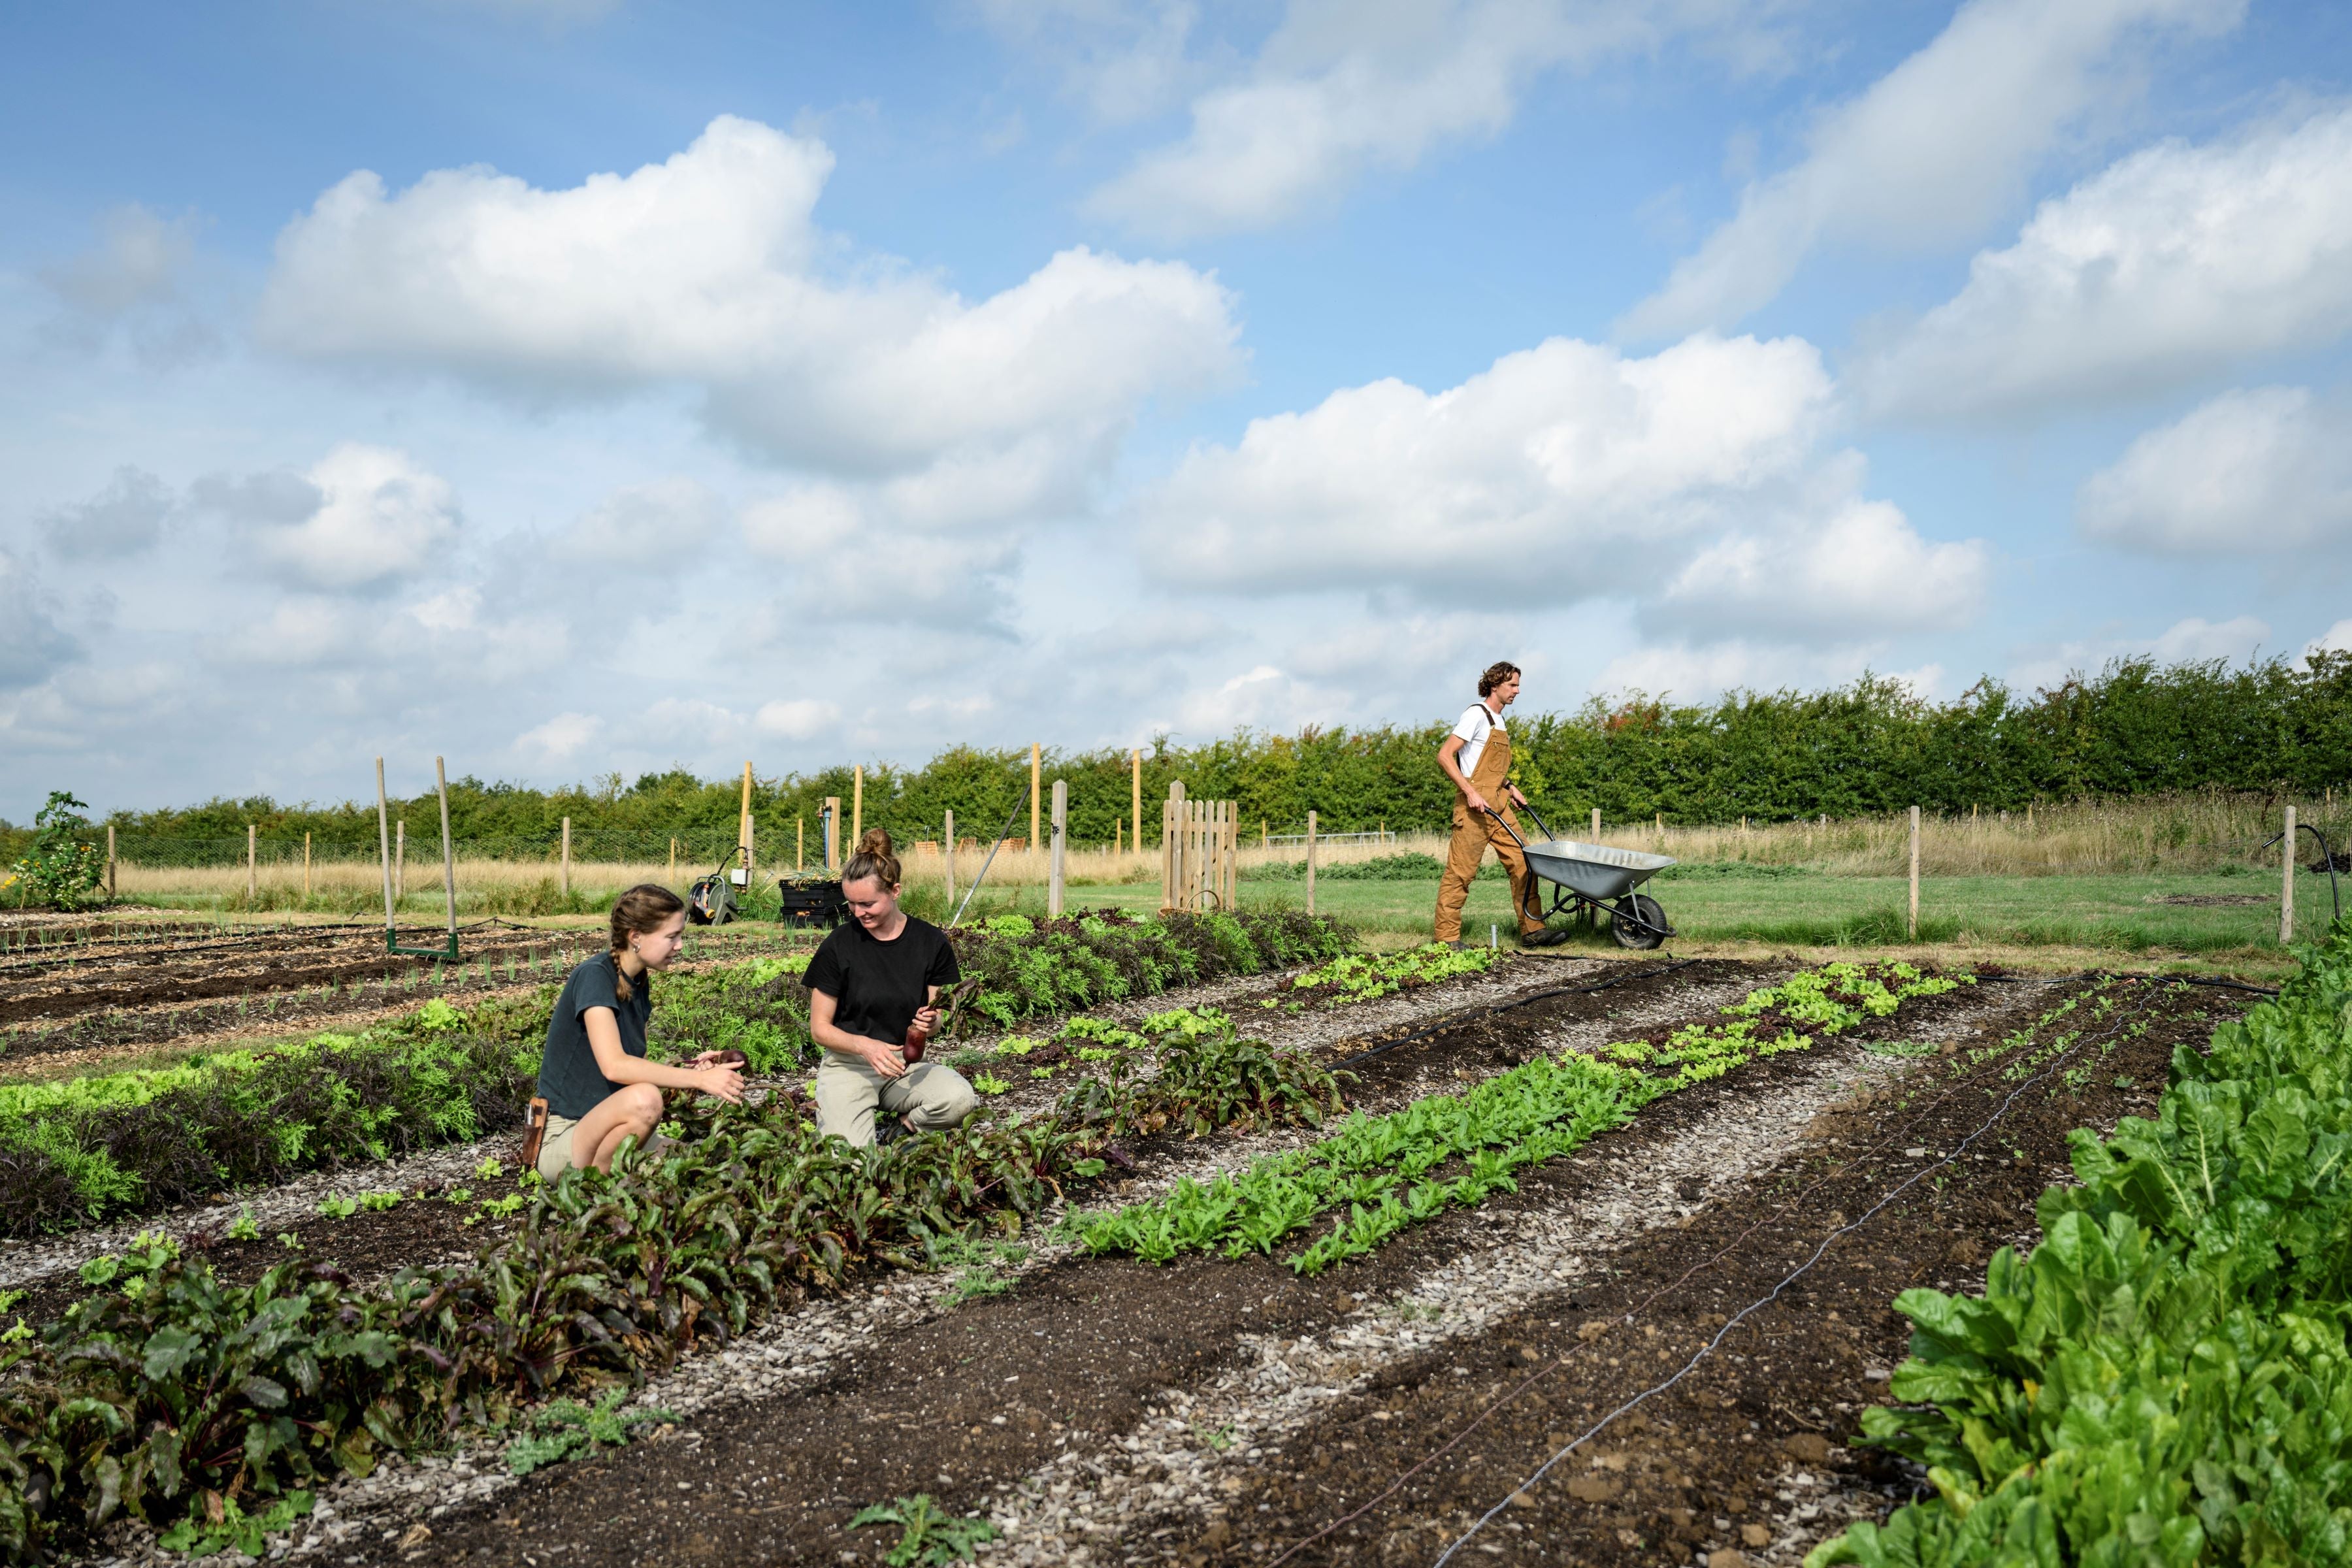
[1433,715,1543,944]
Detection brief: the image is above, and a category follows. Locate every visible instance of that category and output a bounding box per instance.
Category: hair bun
[858,827,894,857]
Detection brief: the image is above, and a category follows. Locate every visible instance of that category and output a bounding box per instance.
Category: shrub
[4,792,105,911]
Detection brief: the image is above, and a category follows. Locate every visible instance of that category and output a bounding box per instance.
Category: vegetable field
[0,893,2321,1567]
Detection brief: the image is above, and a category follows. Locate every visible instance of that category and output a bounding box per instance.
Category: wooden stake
[560,816,571,898]
[668,837,677,884]
[1049,779,1068,918]
[2283,803,2296,945]
[943,809,956,906]
[374,757,395,936]
[1163,780,1185,911]
[1131,749,1143,853]
[851,764,862,849]
[739,762,755,881]
[247,823,256,904]
[796,818,804,874]
[1115,817,1122,856]
[435,756,457,945]
[395,820,406,901]
[1262,818,1268,849]
[1306,808,1318,916]
[1030,744,1041,857]
[304,831,312,898]
[1908,805,1921,941]
[106,824,116,899]
[1591,807,1601,842]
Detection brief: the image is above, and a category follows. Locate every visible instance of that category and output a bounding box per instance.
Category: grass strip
[1071,960,1969,1275]
[1812,924,2352,1567]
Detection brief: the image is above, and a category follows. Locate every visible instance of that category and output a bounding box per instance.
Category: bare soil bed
[43,960,2244,1568]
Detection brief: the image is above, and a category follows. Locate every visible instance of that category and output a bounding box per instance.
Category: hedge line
[31,653,2351,856]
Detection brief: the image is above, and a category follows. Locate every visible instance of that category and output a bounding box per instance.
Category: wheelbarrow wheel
[1611,894,1669,950]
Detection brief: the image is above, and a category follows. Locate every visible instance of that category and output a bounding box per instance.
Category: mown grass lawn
[983,864,2336,962]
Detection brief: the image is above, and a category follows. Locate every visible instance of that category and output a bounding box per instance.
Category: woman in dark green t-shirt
[533,883,745,1177]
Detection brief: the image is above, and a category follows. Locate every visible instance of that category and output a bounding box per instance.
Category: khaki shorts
[536,1113,583,1181]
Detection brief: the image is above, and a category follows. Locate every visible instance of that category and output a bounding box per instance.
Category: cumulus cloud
[1623,0,2242,338]
[515,711,605,763]
[1086,0,1795,241]
[2310,620,2352,659]
[1135,331,1981,642]
[0,551,82,691]
[572,478,724,564]
[2008,613,2270,691]
[1862,105,2352,418]
[2079,386,2352,553]
[755,698,840,739]
[971,0,1206,124]
[256,114,1240,515]
[1588,638,1941,706]
[39,467,174,560]
[196,445,460,592]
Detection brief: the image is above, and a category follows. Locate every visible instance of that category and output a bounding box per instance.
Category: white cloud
[2079,386,2352,553]
[1138,331,1974,642]
[199,444,461,592]
[1086,0,1798,241]
[1623,0,2242,338]
[754,698,840,739]
[572,478,724,564]
[0,551,81,691]
[2310,620,2352,659]
[39,466,174,559]
[1863,105,2352,418]
[257,115,1240,502]
[515,711,605,763]
[971,0,1206,124]
[1589,638,1923,704]
[2008,612,2269,690]
[1656,497,1989,637]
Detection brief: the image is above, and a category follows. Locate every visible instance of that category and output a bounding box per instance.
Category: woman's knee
[617,1083,664,1126]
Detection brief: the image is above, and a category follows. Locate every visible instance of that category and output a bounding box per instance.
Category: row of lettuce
[1811,922,2352,1567]
[0,909,1351,1237]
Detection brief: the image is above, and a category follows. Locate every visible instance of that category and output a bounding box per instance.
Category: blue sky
[3,0,2348,816]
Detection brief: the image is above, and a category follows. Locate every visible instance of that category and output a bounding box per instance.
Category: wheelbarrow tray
[1522,841,1676,903]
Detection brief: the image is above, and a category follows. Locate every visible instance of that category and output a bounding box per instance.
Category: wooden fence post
[1115,817,1122,856]
[1908,806,1921,941]
[1591,807,1601,842]
[2282,803,2296,945]
[247,823,256,903]
[304,831,312,898]
[1306,809,1318,916]
[1131,749,1143,854]
[1030,745,1041,859]
[1049,780,1068,918]
[740,762,756,881]
[395,820,406,901]
[560,817,571,898]
[851,764,862,849]
[943,810,956,906]
[669,837,677,885]
[106,825,116,899]
[1162,781,1185,911]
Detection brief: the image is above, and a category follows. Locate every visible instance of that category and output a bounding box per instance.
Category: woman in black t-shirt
[532,883,745,1178]
[807,830,977,1147]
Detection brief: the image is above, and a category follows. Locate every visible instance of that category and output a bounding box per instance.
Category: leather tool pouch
[520,1097,550,1173]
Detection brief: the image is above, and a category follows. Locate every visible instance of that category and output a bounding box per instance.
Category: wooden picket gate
[1161,783,1237,912]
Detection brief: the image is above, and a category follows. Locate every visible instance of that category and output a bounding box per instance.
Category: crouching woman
[533,883,746,1178]
[809,830,978,1147]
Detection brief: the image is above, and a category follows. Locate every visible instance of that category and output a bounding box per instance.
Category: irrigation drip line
[1260,970,2174,1568]
[1333,957,1701,1070]
[1424,977,2177,1567]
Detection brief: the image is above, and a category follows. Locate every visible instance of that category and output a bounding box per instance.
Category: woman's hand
[695,1062,747,1103]
[862,1038,909,1079]
[911,1004,941,1038]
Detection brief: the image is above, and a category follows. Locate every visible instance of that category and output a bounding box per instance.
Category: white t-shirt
[1450,701,1506,778]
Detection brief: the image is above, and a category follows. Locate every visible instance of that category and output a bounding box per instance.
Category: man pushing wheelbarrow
[1435,661,1570,949]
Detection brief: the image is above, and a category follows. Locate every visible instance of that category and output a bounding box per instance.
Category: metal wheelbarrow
[1484,804,1678,949]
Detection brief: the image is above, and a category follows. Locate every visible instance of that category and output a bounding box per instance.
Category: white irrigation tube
[948,782,1034,929]
[1425,977,2173,1567]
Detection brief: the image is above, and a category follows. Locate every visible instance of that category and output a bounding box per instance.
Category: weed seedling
[504,1388,679,1475]
[849,1495,1001,1567]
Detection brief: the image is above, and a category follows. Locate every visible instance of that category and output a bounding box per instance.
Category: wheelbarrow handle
[1480,804,1531,851]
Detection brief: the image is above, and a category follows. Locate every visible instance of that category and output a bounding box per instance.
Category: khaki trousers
[815,1053,979,1147]
[1433,804,1542,943]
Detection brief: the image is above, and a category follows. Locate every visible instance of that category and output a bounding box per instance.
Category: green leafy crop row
[0,1011,1350,1559]
[1811,926,2352,1568]
[1269,941,1503,1008]
[1074,960,1969,1276]
[951,909,1351,1030]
